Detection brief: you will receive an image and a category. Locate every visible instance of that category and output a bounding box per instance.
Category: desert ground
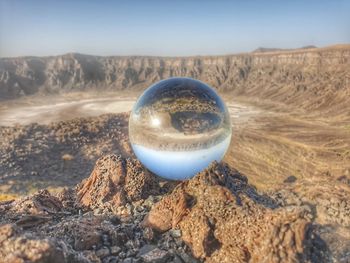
[1,92,349,194]
[0,46,349,262]
[1,92,349,262]
[0,93,255,193]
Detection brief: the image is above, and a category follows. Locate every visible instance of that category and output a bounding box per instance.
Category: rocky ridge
[1,45,349,117]
[1,154,349,263]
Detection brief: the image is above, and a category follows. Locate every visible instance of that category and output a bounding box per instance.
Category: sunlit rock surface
[0,155,345,262]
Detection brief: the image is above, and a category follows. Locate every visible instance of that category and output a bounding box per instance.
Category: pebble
[179,252,199,263]
[170,229,182,238]
[140,247,170,263]
[103,256,118,263]
[110,246,121,255]
[96,247,110,258]
[137,244,158,256]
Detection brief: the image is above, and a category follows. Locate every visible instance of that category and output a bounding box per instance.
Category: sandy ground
[0,96,136,126]
[0,96,349,261]
[0,95,262,127]
[1,94,349,192]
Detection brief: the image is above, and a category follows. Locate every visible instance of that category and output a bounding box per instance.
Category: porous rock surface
[0,224,65,263]
[143,162,325,263]
[77,154,161,209]
[0,155,338,262]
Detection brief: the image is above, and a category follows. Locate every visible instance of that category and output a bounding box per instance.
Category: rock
[0,224,17,243]
[138,246,170,263]
[55,187,76,210]
[0,224,64,263]
[96,247,110,258]
[72,218,103,250]
[172,254,185,263]
[178,252,199,263]
[137,244,158,256]
[103,256,118,263]
[8,189,62,215]
[143,162,318,262]
[283,175,297,183]
[0,154,345,262]
[274,178,350,227]
[77,155,160,209]
[110,246,122,255]
[142,227,154,241]
[169,229,182,238]
[15,214,52,229]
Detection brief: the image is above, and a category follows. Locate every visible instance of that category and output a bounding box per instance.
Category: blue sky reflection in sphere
[129,78,231,180]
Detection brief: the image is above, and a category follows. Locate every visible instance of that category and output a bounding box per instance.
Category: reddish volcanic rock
[0,156,338,262]
[143,162,316,262]
[77,154,161,209]
[0,224,64,263]
[5,189,63,216]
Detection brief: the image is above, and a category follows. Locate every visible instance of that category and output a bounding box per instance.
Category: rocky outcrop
[77,154,161,209]
[0,224,65,263]
[1,45,349,115]
[143,162,324,262]
[0,156,194,263]
[0,156,337,263]
[6,189,63,215]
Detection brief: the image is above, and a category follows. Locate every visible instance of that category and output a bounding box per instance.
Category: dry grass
[224,104,350,191]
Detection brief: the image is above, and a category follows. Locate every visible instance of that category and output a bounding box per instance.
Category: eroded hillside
[1,45,349,117]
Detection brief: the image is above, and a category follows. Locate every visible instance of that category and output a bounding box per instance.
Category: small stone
[137,244,157,256]
[143,227,154,241]
[94,208,103,215]
[122,258,133,263]
[74,230,101,250]
[125,240,135,249]
[109,216,121,225]
[284,175,297,183]
[96,247,110,258]
[170,229,182,238]
[144,196,155,207]
[179,252,199,263]
[102,234,110,245]
[103,256,118,263]
[139,247,170,263]
[126,249,137,257]
[172,254,184,263]
[110,245,122,255]
[119,251,126,259]
[0,224,17,243]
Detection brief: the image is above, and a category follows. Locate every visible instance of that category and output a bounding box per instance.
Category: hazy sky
[1,0,349,57]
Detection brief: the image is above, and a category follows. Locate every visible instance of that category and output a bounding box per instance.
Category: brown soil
[0,113,132,196]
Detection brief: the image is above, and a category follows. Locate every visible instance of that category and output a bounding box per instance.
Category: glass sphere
[129,77,231,180]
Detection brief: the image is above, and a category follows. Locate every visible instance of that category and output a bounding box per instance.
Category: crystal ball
[129,77,231,180]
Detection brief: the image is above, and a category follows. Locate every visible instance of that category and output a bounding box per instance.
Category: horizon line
[1,43,350,59]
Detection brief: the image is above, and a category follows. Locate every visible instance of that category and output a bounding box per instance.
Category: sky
[0,0,349,57]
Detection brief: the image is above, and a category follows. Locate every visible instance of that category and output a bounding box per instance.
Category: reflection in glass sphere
[129,77,232,180]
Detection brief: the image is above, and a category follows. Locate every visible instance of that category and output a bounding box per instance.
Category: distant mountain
[0,45,349,116]
[252,45,317,53]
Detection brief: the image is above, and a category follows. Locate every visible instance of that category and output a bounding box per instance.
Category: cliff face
[1,45,349,113]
